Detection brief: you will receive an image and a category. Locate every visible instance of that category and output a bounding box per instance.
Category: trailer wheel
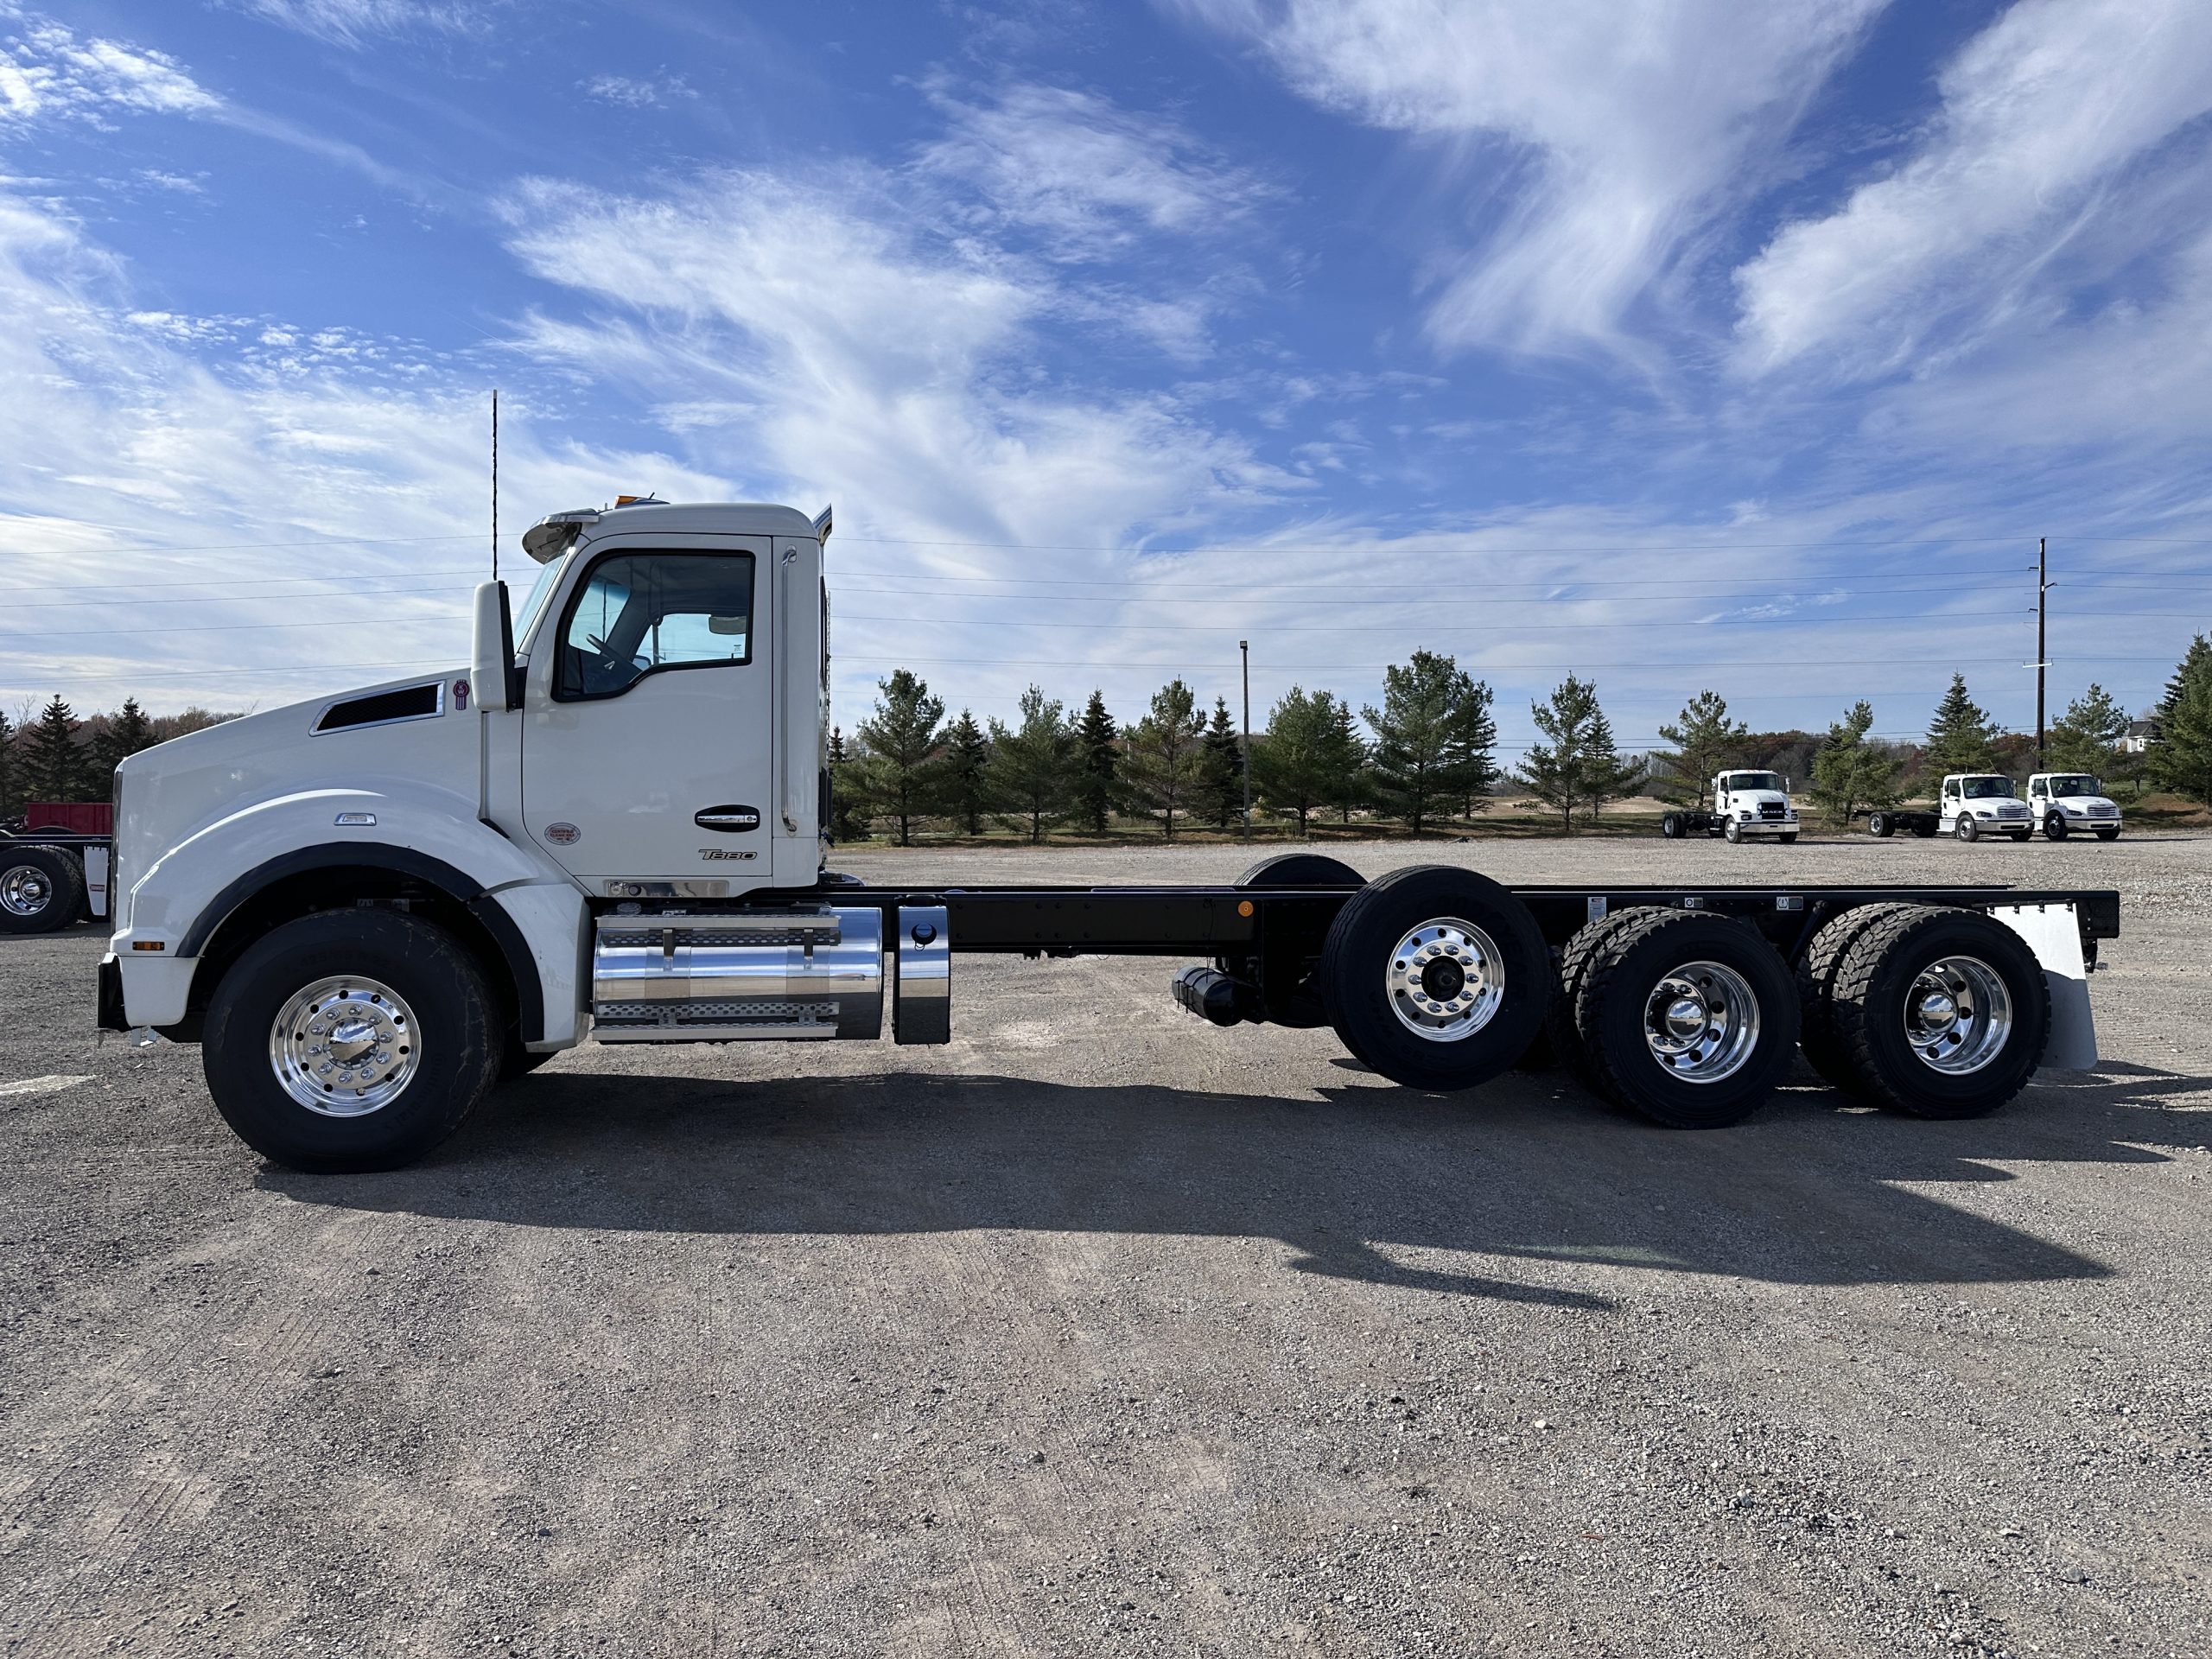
[1564,911,1799,1128]
[1318,865,1549,1090]
[1795,903,1922,1096]
[1827,906,2050,1119]
[202,909,501,1172]
[1661,812,1682,839]
[1868,812,1893,838]
[0,846,84,936]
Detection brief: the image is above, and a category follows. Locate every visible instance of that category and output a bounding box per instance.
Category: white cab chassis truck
[2025,773,2122,841]
[97,500,2121,1172]
[1866,775,2034,842]
[1658,772,1799,843]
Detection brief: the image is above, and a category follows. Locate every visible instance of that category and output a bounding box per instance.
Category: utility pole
[2036,535,2049,770]
[491,389,500,583]
[1239,639,1251,839]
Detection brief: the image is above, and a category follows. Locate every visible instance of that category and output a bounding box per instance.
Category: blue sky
[3,0,2210,760]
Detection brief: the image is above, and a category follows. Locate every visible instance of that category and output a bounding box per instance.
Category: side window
[554,550,754,701]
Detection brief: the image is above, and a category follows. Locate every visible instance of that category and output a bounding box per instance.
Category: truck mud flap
[97,954,128,1033]
[1991,903,2095,1070]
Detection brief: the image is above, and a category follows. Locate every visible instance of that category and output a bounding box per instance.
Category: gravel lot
[3,831,2209,1657]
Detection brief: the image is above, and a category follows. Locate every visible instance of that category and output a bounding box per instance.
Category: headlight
[1738,809,1754,820]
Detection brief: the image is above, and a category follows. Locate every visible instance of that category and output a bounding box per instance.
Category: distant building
[2120,718,2161,754]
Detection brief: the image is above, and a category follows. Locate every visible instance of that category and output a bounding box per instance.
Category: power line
[0,568,482,595]
[3,584,479,612]
[836,531,2212,556]
[0,533,484,559]
[822,607,2183,635]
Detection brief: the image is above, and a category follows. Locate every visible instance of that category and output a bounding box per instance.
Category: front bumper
[1730,818,1798,836]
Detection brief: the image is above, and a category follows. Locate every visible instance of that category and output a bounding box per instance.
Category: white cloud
[918,83,1277,260]
[1171,0,1881,357]
[0,14,219,125]
[1736,0,2212,375]
[579,73,695,110]
[502,168,1287,550]
[227,1,481,48]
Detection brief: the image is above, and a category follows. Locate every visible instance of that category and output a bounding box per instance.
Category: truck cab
[1940,774,2032,842]
[2026,772,2122,841]
[1711,772,1797,842]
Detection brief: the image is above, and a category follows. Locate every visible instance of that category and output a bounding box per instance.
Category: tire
[1955,815,1978,842]
[2043,813,2067,841]
[1911,821,1937,839]
[1724,819,1742,843]
[1237,853,1363,888]
[1779,832,1798,844]
[201,909,501,1172]
[1868,812,1892,839]
[1545,906,1670,1090]
[2094,826,2120,842]
[499,1043,554,1083]
[1795,903,1922,1096]
[1827,906,2050,1119]
[1661,812,1682,839]
[0,846,85,936]
[1563,910,1799,1129]
[2008,832,2031,842]
[1318,864,1550,1090]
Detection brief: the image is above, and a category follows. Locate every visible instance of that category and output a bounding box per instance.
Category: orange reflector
[1237,899,1255,918]
[132,940,165,952]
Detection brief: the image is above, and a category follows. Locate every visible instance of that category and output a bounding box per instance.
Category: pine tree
[1362,651,1495,836]
[1516,676,1642,834]
[855,669,946,847]
[1325,696,1369,824]
[826,726,871,842]
[1251,687,1361,836]
[1124,678,1205,838]
[1198,697,1243,832]
[1073,689,1121,834]
[88,696,156,798]
[2149,634,2212,806]
[0,707,15,817]
[2045,683,2128,779]
[20,696,84,804]
[1922,674,2000,778]
[1652,690,1748,804]
[941,709,992,836]
[1808,700,1904,827]
[987,685,1076,842]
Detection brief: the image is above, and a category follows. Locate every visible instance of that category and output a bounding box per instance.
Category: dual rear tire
[0,846,85,935]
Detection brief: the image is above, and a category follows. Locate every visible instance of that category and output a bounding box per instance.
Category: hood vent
[315,681,443,734]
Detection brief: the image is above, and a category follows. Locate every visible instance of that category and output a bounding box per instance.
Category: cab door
[1939,778,1961,831]
[520,540,774,889]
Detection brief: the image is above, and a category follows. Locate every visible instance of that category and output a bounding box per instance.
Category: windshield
[1960,776,2017,799]
[1724,772,1783,792]
[2048,775,2101,798]
[512,550,569,649]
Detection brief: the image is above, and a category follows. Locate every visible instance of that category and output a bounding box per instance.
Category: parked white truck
[1658,772,1800,843]
[97,499,2120,1173]
[1866,775,2035,842]
[2025,772,2122,841]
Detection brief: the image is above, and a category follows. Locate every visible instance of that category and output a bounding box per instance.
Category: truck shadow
[263,1058,2203,1306]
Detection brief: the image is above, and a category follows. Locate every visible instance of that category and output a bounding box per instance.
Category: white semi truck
[97,499,2120,1172]
[1658,772,1800,843]
[2025,772,2123,841]
[1866,775,2035,842]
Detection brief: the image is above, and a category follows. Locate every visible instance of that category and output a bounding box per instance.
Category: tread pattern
[1566,909,1704,1110]
[1546,907,1670,1088]
[1828,906,2051,1118]
[1794,902,1923,1096]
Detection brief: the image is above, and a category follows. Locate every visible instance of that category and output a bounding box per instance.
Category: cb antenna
[491,388,499,582]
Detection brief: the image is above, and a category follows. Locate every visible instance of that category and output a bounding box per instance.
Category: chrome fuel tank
[590,907,882,1039]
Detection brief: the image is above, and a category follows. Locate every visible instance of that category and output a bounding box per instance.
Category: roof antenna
[490,388,499,583]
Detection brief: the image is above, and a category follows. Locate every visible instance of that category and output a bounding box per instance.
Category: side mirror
[471,581,519,712]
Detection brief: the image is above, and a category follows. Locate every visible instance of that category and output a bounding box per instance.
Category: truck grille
[1758,803,1786,820]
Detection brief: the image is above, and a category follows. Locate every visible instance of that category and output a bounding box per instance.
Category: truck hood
[2049,794,2118,812]
[113,670,474,925]
[1726,790,1791,809]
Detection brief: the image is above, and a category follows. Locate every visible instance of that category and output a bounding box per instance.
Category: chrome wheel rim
[1,863,53,918]
[1641,960,1760,1084]
[1386,917,1505,1042]
[268,975,420,1116]
[1902,955,2012,1075]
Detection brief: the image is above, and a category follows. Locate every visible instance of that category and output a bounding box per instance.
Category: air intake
[315,682,442,733]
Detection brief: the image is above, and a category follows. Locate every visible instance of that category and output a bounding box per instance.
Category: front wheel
[1318,865,1550,1090]
[2043,813,2067,841]
[1955,816,1978,842]
[202,909,501,1171]
[1779,832,1798,844]
[1724,819,1742,843]
[2094,826,2120,842]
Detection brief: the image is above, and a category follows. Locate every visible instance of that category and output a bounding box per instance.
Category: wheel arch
[177,845,545,1045]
